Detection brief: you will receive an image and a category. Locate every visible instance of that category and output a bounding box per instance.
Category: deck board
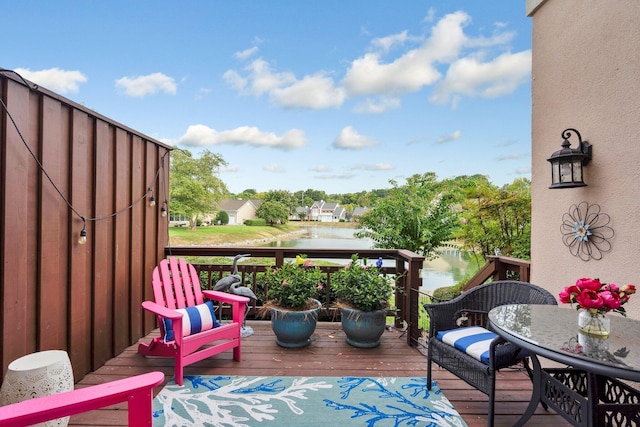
[69,321,571,426]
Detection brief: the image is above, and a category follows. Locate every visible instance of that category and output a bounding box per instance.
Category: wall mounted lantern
[547,128,592,189]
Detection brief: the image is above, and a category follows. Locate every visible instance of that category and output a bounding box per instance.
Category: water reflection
[260,225,475,292]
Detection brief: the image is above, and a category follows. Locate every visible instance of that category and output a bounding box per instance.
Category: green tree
[262,190,297,214]
[236,188,258,200]
[455,177,531,260]
[354,173,459,258]
[169,149,228,229]
[256,200,290,225]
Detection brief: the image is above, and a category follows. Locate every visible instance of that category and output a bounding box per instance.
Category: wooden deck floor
[69,321,571,426]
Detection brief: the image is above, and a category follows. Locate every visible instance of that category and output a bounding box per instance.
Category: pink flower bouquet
[559,277,635,316]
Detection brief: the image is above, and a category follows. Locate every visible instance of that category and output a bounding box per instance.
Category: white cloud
[435,130,462,144]
[222,10,529,111]
[178,124,307,150]
[332,126,377,150]
[221,165,240,173]
[271,73,345,109]
[234,46,259,60]
[371,30,409,53]
[222,69,247,91]
[430,50,531,105]
[423,7,436,24]
[342,11,469,96]
[115,72,177,97]
[263,163,285,173]
[354,163,394,171]
[311,165,330,172]
[15,67,87,94]
[236,58,296,96]
[353,96,401,114]
[195,87,212,100]
[225,59,342,109]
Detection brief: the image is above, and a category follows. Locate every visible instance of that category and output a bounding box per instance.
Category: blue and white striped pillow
[437,326,497,365]
[162,300,220,342]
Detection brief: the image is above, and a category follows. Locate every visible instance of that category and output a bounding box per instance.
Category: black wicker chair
[424,280,557,427]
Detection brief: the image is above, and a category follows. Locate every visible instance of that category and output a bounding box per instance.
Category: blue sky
[4,1,532,195]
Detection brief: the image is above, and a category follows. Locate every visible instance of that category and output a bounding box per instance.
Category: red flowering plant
[559,277,636,316]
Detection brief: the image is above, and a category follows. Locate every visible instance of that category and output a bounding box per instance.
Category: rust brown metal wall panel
[0,71,171,383]
[143,145,159,333]
[68,108,93,381]
[113,128,132,354]
[1,80,37,368]
[92,119,116,369]
[38,95,69,352]
[129,136,147,342]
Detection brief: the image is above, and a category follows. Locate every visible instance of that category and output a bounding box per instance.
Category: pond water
[261,225,477,292]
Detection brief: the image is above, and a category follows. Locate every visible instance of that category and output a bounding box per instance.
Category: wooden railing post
[402,252,424,346]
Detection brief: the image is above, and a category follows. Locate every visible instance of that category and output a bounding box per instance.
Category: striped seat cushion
[162,300,220,342]
[436,326,497,365]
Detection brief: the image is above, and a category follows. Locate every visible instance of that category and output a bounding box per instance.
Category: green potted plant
[258,259,325,348]
[331,254,394,348]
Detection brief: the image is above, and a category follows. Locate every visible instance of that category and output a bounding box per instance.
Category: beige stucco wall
[529,1,640,318]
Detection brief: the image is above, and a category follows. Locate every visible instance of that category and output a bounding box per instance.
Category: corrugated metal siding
[0,70,170,382]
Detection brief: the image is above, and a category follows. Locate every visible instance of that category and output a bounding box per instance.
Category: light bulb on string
[148,187,156,207]
[161,200,168,217]
[78,218,87,245]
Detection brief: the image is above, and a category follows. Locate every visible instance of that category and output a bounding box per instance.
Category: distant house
[309,200,346,222]
[290,206,309,221]
[351,207,369,222]
[217,199,262,225]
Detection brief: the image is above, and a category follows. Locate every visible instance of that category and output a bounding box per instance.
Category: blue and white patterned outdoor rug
[152,375,467,426]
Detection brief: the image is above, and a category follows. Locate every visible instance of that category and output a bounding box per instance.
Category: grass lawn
[168,223,301,246]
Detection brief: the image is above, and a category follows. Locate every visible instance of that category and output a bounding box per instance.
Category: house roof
[352,207,369,216]
[218,199,257,212]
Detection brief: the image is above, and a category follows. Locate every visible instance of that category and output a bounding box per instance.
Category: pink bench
[0,371,164,426]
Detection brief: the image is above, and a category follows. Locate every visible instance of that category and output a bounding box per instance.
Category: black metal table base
[517,355,640,427]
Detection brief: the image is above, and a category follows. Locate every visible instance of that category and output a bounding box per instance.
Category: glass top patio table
[488,304,640,381]
[489,304,640,426]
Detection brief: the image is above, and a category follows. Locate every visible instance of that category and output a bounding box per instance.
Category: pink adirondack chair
[138,257,249,386]
[0,371,164,426]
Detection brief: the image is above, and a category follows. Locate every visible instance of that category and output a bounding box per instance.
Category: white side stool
[1,350,74,427]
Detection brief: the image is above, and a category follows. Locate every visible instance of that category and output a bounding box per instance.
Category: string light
[161,200,168,217]
[148,188,156,207]
[78,218,87,245]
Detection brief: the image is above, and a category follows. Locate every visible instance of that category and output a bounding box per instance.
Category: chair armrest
[141,301,182,319]
[424,300,462,335]
[0,371,164,426]
[203,290,250,304]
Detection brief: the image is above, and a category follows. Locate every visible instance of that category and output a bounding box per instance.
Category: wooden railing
[164,246,425,345]
[164,248,530,348]
[461,255,531,291]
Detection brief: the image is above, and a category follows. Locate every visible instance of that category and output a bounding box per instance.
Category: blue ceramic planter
[270,299,321,348]
[339,307,386,348]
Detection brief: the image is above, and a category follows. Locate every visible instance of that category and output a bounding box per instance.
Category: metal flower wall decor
[560,201,614,261]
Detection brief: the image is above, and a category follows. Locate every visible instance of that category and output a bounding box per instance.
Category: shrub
[215,210,229,225]
[331,254,393,312]
[261,261,326,310]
